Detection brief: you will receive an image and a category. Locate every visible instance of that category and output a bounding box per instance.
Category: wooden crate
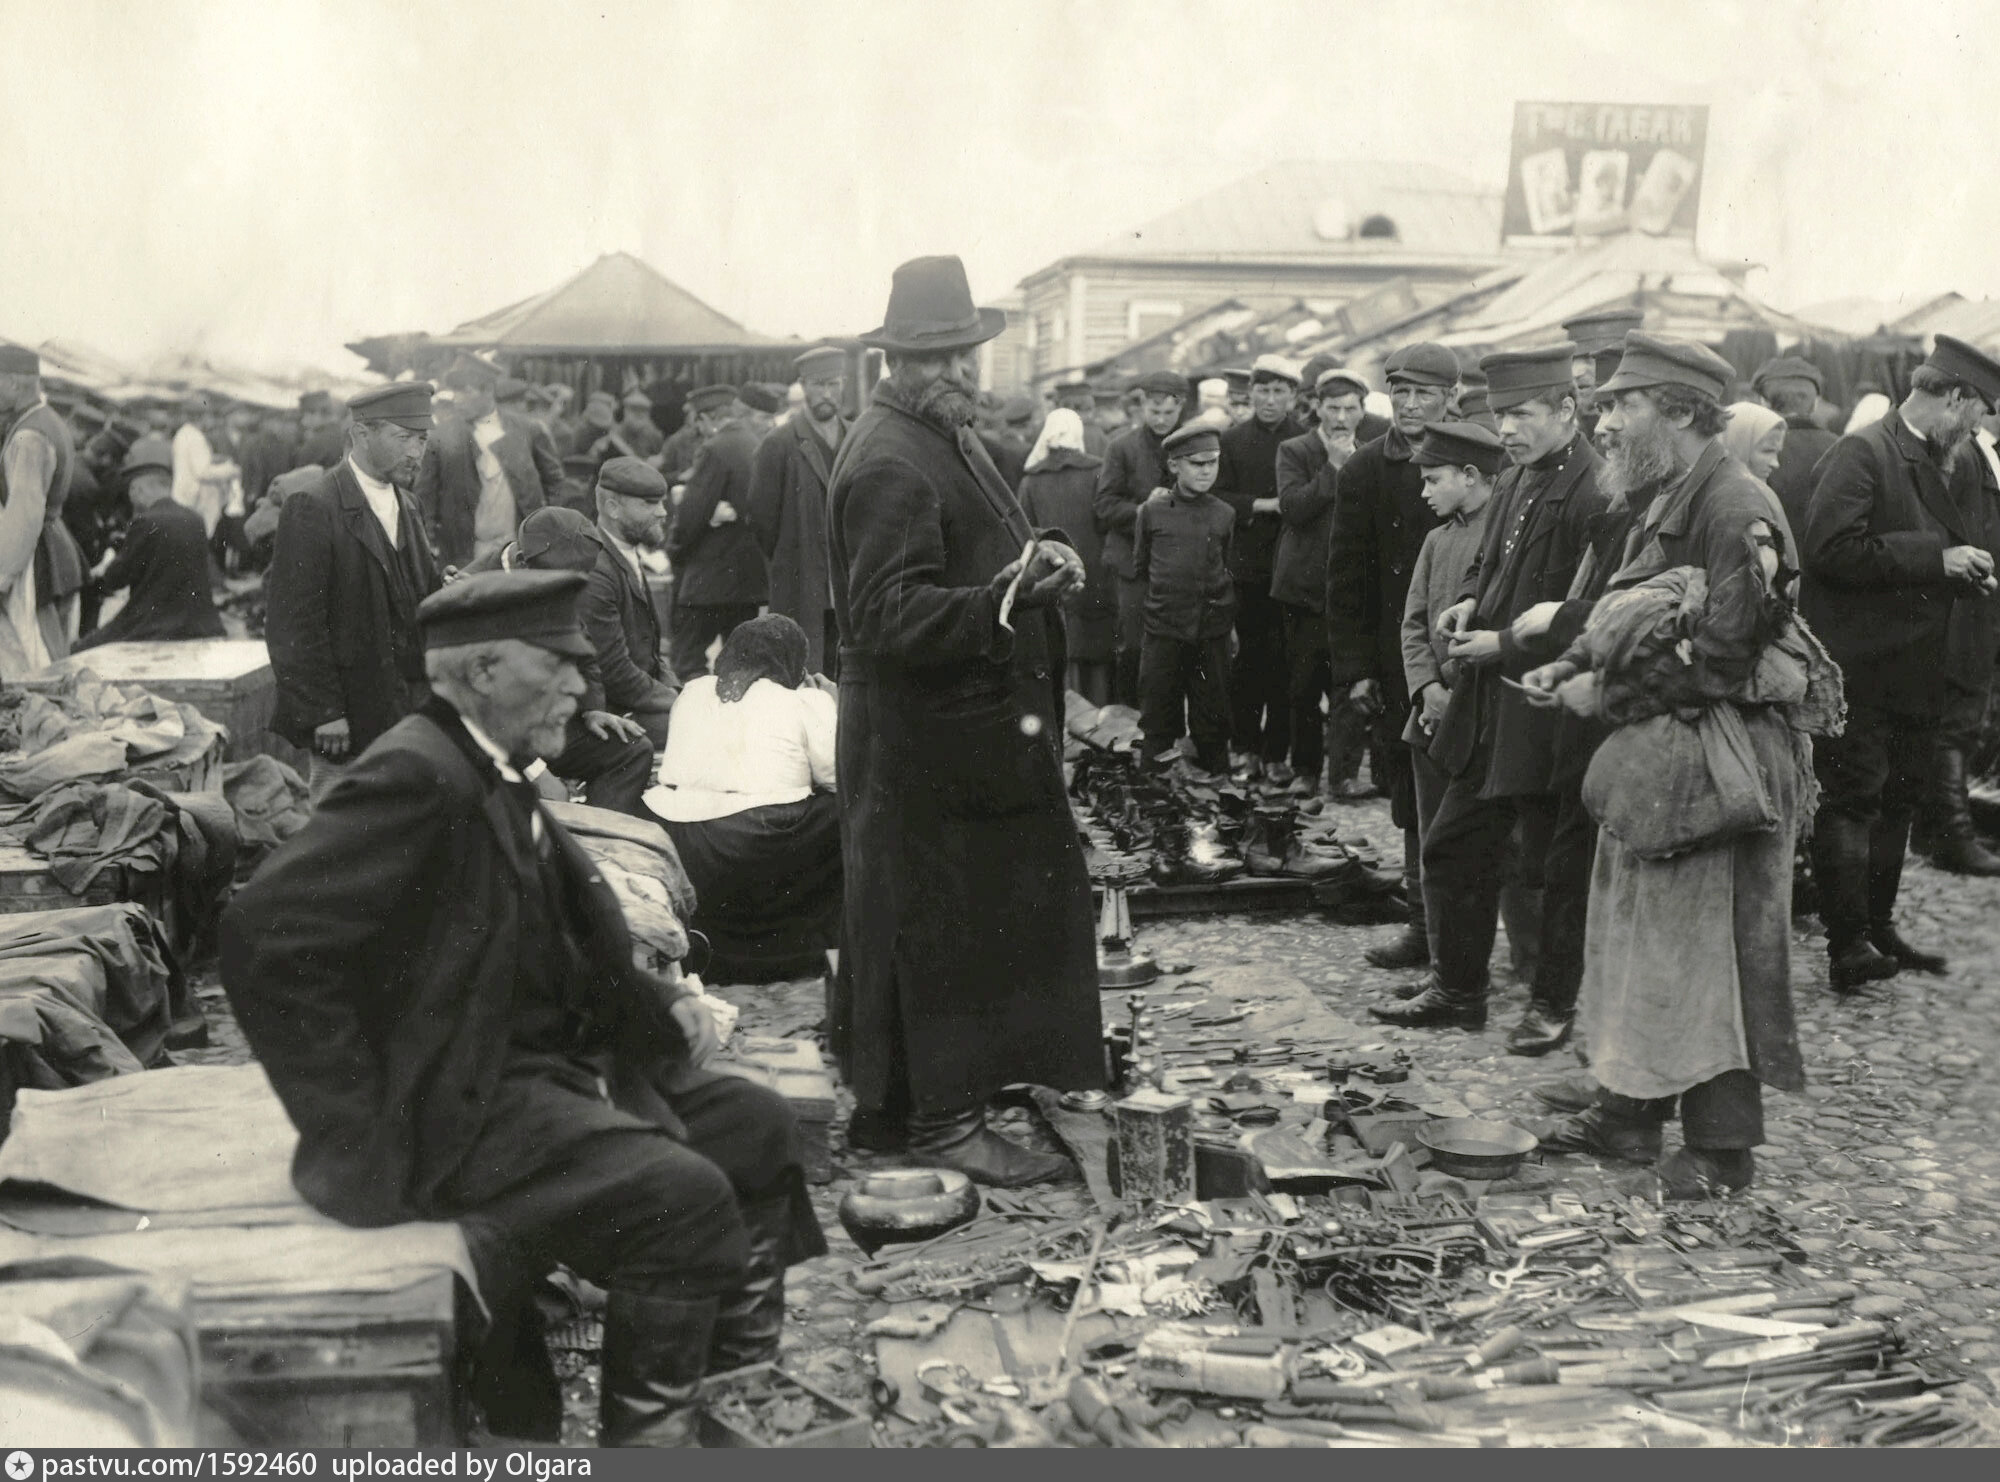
[25,639,277,762]
[194,1270,465,1448]
[0,844,169,925]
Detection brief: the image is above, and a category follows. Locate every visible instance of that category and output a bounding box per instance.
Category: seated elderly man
[220,570,825,1447]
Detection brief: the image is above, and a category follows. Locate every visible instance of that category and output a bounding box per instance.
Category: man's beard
[1602,418,1684,506]
[913,376,978,429]
[808,397,840,423]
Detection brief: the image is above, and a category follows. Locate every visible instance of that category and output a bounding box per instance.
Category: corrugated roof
[1075,159,1504,265]
[433,252,776,352]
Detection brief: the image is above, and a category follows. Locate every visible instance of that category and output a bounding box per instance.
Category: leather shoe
[1532,1071,1600,1113]
[1326,777,1379,802]
[1534,1107,1662,1163]
[1868,924,1947,975]
[1505,1004,1573,1058]
[1365,924,1430,970]
[1369,983,1486,1030]
[908,1110,1071,1188]
[1827,939,1899,994]
[1656,1146,1754,1200]
[1928,833,2000,876]
[1391,972,1437,1001]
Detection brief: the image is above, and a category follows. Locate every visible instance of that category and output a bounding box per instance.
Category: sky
[2,0,1995,376]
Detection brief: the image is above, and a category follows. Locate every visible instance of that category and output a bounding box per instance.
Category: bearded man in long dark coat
[826,256,1104,1186]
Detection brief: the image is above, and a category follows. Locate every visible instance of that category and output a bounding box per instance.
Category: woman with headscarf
[1721,401,1797,551]
[644,615,841,982]
[1017,408,1112,702]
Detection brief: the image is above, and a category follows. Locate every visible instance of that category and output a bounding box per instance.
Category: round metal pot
[1416,1117,1539,1180]
[837,1168,981,1255]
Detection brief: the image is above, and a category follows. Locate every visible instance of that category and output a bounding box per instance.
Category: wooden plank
[1099,877,1316,919]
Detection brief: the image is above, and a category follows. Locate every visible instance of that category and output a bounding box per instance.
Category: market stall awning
[422,252,777,355]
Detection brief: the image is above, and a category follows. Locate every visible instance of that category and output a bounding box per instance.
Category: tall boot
[1924,748,2000,875]
[909,1106,1071,1187]
[1246,805,1352,881]
[1812,812,1897,993]
[1868,810,1949,973]
[708,1194,795,1375]
[469,1288,562,1442]
[599,1291,718,1447]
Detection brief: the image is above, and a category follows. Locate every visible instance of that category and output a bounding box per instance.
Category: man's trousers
[1229,583,1288,762]
[1279,602,1329,784]
[1811,701,1933,947]
[551,718,657,818]
[1139,632,1232,773]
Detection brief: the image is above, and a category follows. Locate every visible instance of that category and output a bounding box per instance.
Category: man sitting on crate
[220,569,825,1447]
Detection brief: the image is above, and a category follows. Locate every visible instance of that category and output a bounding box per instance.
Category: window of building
[1128,300,1185,342]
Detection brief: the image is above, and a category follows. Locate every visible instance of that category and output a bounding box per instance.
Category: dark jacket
[1325,429,1443,717]
[1272,430,1340,610]
[218,700,694,1227]
[582,526,678,716]
[266,462,440,751]
[824,381,1100,1115]
[1132,488,1236,642]
[748,414,845,672]
[1766,414,1839,539]
[1430,433,1606,794]
[980,431,1030,493]
[1215,413,1307,583]
[1802,412,1973,716]
[667,420,767,606]
[1019,449,1113,662]
[1946,438,2000,688]
[76,499,225,649]
[415,412,561,569]
[1094,424,1172,581]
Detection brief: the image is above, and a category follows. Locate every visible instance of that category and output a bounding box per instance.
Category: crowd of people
[7,248,1998,1446]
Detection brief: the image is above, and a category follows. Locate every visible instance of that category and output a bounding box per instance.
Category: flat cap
[1750,355,1824,394]
[1411,420,1505,476]
[120,435,175,476]
[1298,354,1341,393]
[1250,353,1301,386]
[1597,332,1734,403]
[689,384,739,415]
[1561,306,1645,353]
[1382,342,1460,388]
[1315,367,1370,400]
[1222,368,1252,392]
[1457,387,1497,428]
[514,506,601,573]
[1054,379,1096,403]
[737,383,783,415]
[1480,342,1580,412]
[597,456,670,503]
[267,464,324,501]
[793,345,847,379]
[1002,394,1036,424]
[0,344,39,375]
[417,568,594,659]
[1134,370,1190,401]
[347,381,436,430]
[1924,334,2000,407]
[1162,424,1222,458]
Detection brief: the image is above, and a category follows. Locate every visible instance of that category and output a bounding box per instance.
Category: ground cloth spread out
[0,1065,475,1303]
[547,799,694,963]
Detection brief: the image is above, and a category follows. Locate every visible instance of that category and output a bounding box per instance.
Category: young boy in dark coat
[1133,424,1237,772]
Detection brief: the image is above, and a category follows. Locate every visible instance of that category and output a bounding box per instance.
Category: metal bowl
[837,1168,981,1255]
[1416,1117,1539,1180]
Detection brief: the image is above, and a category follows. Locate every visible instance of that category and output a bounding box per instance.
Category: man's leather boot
[1814,812,1897,993]
[707,1194,795,1374]
[599,1292,719,1447]
[1535,1105,1663,1163]
[1505,1001,1574,1057]
[908,1107,1071,1188]
[1370,979,1486,1030]
[470,1290,562,1442]
[1391,970,1438,1001]
[1532,1070,1601,1113]
[1925,748,2000,875]
[1656,1147,1755,1200]
[1366,922,1430,970]
[1869,923,1947,976]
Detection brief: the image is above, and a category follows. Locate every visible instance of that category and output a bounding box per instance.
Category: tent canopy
[427,252,777,355]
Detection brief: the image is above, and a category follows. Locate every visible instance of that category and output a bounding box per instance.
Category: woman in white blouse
[645,615,841,981]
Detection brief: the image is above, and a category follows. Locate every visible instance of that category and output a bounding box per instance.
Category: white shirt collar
[347,455,393,498]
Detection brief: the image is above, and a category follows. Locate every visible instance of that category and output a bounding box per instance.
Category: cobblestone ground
[181,792,2000,1439]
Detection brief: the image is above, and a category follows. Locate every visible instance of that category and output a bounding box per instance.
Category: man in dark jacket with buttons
[1804,334,2000,992]
[666,385,768,679]
[1095,370,1188,706]
[76,436,226,650]
[586,458,681,747]
[1216,355,1308,781]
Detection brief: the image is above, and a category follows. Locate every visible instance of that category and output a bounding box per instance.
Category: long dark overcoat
[266,463,439,752]
[1324,431,1442,718]
[824,381,1102,1115]
[748,415,845,672]
[1019,449,1113,663]
[668,421,768,607]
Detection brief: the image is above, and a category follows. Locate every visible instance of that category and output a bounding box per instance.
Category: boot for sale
[1149,812,1244,886]
[1369,979,1486,1030]
[1813,812,1898,994]
[908,1107,1071,1187]
[1229,751,1263,785]
[707,1194,797,1375]
[1263,759,1296,790]
[1656,1147,1755,1200]
[1245,805,1355,882]
[599,1291,719,1447]
[1924,748,2000,875]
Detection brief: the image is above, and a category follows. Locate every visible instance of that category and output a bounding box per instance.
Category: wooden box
[0,844,169,926]
[26,639,277,762]
[696,1362,871,1448]
[194,1270,465,1448]
[718,1037,836,1185]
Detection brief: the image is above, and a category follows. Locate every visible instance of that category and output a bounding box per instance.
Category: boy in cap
[76,436,226,651]
[1133,424,1237,773]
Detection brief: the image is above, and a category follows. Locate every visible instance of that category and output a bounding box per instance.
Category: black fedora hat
[859,255,1006,354]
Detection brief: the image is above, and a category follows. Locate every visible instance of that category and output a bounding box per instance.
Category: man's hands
[1251,497,1282,515]
[710,500,740,528]
[1519,659,1598,716]
[1418,682,1450,733]
[582,710,646,743]
[1446,628,1502,665]
[991,541,1087,611]
[671,993,719,1066]
[1512,601,1563,643]
[313,716,352,759]
[806,672,838,697]
[1435,598,1475,640]
[1347,677,1382,717]
[1944,544,1998,592]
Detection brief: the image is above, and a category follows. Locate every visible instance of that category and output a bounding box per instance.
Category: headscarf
[714,614,809,702]
[1720,401,1785,470]
[1025,408,1087,472]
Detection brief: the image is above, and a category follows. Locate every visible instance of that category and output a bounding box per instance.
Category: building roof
[1031,160,1505,280]
[428,252,777,354]
[1788,293,1965,339]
